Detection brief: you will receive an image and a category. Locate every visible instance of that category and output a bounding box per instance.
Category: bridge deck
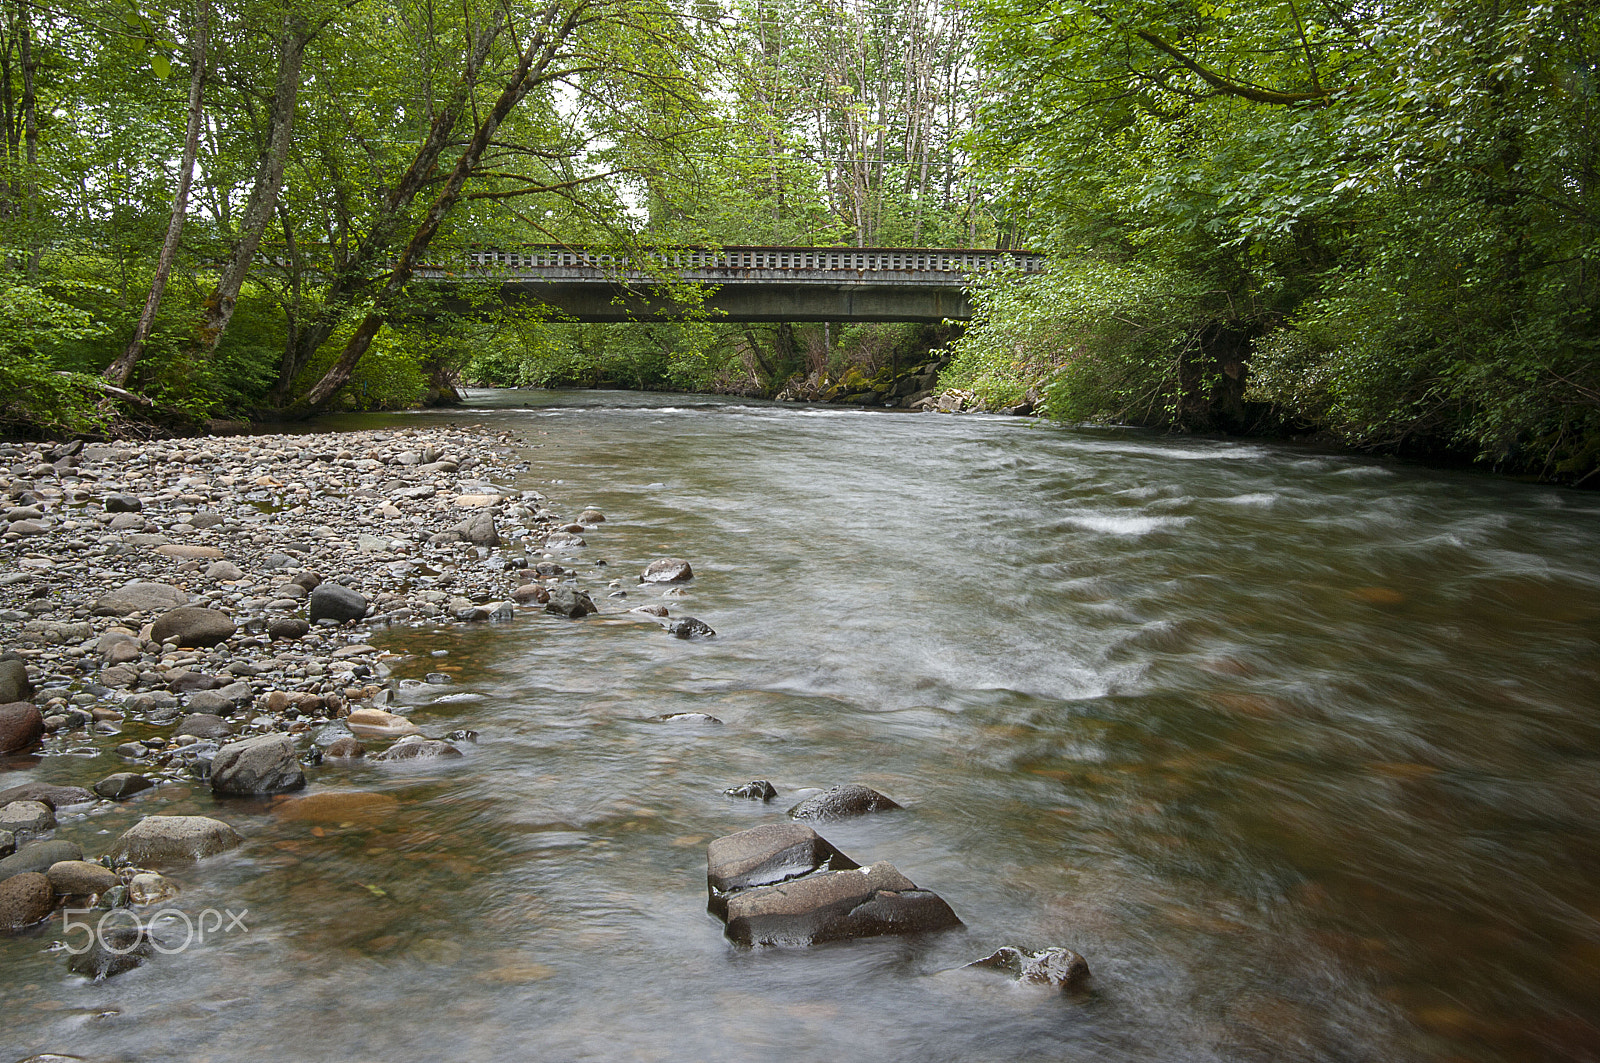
[408,245,1047,322]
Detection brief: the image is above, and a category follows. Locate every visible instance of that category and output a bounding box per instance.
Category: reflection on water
[5,390,1600,1062]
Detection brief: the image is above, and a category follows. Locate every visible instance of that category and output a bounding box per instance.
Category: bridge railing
[450,245,1047,275]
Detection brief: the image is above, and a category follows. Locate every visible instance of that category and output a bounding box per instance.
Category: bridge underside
[440,280,972,323]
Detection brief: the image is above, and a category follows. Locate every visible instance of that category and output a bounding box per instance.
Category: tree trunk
[286,5,589,416]
[196,21,309,355]
[104,0,210,388]
[268,10,507,404]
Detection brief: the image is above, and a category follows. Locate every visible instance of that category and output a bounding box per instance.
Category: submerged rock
[0,783,94,809]
[788,784,903,822]
[659,712,722,725]
[68,924,154,981]
[369,737,462,762]
[964,946,1091,990]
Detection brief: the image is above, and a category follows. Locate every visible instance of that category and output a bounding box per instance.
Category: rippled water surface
[5,390,1600,1062]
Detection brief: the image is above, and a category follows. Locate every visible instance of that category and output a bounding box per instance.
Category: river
[4,389,1599,1062]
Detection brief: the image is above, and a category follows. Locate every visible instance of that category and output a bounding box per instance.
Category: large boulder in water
[210,733,304,795]
[788,784,902,822]
[107,815,241,866]
[706,822,857,918]
[722,861,961,947]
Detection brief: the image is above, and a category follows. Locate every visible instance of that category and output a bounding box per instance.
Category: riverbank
[0,424,632,929]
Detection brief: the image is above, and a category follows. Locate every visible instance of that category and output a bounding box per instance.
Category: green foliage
[958,0,1600,480]
[0,272,111,434]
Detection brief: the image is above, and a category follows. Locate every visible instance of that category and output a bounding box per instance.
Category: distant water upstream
[5,389,1599,1062]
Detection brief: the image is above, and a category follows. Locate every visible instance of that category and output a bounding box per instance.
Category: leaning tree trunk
[104,0,210,388]
[196,21,309,355]
[286,5,590,417]
[266,11,507,405]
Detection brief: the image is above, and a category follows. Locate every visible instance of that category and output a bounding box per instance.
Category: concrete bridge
[413,245,1048,322]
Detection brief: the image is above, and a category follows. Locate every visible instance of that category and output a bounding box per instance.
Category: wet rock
[127,872,179,906]
[0,657,32,702]
[93,773,155,801]
[0,830,11,857]
[965,946,1091,990]
[659,712,722,725]
[46,860,118,897]
[268,617,311,640]
[104,494,143,513]
[723,780,778,802]
[788,784,903,822]
[0,871,55,928]
[309,583,368,623]
[107,815,241,865]
[211,733,305,795]
[544,586,597,618]
[533,562,564,576]
[445,729,478,743]
[0,700,44,753]
[579,508,605,523]
[275,790,398,825]
[544,532,586,550]
[324,736,366,759]
[68,924,153,981]
[0,800,55,835]
[92,580,187,617]
[0,783,94,809]
[173,713,232,740]
[630,604,668,618]
[666,617,715,639]
[723,862,962,947]
[150,606,236,648]
[511,583,549,604]
[641,557,693,583]
[346,708,420,739]
[706,823,860,918]
[369,737,462,762]
[0,839,84,880]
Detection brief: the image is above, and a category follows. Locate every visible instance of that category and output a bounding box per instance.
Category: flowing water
[4,389,1600,1063]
